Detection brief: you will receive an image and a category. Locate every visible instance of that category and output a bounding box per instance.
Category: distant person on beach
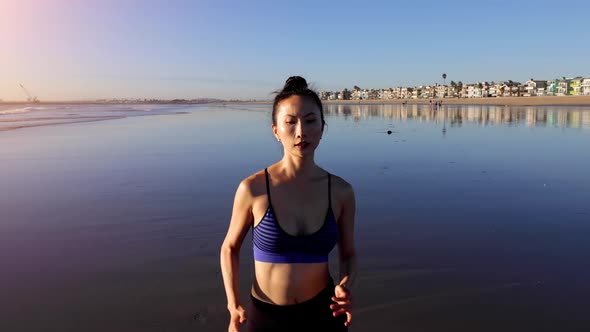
[221,76,357,332]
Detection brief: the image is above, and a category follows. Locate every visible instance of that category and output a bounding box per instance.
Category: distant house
[338,89,351,100]
[525,79,546,96]
[546,79,559,96]
[464,85,471,98]
[447,86,454,98]
[361,89,370,100]
[557,78,571,96]
[434,85,446,98]
[462,84,471,98]
[488,82,499,97]
[404,87,413,99]
[377,88,395,100]
[581,78,590,96]
[367,89,378,100]
[476,85,484,98]
[569,77,583,96]
[422,86,434,99]
[481,82,491,97]
[458,85,468,98]
[466,85,478,98]
[496,82,507,97]
[502,81,520,97]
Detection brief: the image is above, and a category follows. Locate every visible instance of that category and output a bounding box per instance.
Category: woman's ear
[272,124,279,141]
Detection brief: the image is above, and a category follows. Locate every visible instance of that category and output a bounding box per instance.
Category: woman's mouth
[294,141,310,149]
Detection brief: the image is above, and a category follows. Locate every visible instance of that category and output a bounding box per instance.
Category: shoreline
[227,95,590,107]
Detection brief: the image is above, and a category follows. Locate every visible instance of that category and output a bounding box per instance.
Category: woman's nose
[295,120,306,137]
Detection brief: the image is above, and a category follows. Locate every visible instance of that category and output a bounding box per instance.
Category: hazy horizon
[2,0,589,101]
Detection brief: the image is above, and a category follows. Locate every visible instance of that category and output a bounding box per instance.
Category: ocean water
[0,103,589,331]
[0,104,190,131]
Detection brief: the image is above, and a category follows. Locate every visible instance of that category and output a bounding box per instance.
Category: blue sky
[1,0,589,101]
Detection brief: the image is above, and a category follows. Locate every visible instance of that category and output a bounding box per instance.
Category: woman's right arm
[220,179,254,332]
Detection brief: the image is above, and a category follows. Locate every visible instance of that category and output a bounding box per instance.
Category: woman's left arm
[330,181,357,326]
[337,182,357,288]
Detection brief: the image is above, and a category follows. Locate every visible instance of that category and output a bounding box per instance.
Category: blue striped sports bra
[252,168,339,264]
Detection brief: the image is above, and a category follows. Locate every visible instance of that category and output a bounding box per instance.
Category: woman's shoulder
[235,168,268,198]
[327,171,355,198]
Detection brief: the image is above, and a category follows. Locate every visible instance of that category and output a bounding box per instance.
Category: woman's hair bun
[283,76,308,92]
[271,75,325,128]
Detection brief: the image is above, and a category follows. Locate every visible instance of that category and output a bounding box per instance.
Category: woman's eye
[306,119,316,123]
[286,121,296,124]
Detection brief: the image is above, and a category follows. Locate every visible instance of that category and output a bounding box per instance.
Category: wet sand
[1,105,589,332]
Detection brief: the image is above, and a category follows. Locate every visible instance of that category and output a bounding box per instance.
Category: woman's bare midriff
[251,261,331,305]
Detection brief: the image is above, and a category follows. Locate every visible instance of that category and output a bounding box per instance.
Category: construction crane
[19,83,39,103]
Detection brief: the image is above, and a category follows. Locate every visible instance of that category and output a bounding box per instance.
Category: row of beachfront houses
[318,77,590,100]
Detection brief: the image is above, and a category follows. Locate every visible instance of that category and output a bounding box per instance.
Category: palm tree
[442,73,447,98]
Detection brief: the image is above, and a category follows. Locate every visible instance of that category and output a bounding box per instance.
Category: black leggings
[247,281,348,332]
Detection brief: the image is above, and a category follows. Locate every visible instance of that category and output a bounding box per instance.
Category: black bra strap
[264,168,272,205]
[327,172,332,209]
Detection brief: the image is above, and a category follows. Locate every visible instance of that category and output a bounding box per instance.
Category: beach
[232,95,590,107]
[327,95,590,106]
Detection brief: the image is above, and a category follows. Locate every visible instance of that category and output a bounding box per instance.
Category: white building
[557,79,571,96]
[582,78,590,96]
[525,79,546,96]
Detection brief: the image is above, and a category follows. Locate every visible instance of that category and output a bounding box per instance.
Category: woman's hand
[228,305,247,332]
[330,277,352,326]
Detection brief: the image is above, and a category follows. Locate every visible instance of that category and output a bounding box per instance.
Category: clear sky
[1,0,589,101]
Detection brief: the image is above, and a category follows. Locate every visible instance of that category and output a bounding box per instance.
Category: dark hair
[272,76,325,130]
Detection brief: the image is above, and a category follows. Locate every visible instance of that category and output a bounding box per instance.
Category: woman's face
[273,95,323,156]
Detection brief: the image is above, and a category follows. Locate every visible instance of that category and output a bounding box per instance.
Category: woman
[220,76,357,332]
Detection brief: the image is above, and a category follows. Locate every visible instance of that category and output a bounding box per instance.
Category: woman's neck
[278,154,318,181]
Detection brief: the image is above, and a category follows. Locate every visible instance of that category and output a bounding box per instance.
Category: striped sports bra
[252,168,339,264]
